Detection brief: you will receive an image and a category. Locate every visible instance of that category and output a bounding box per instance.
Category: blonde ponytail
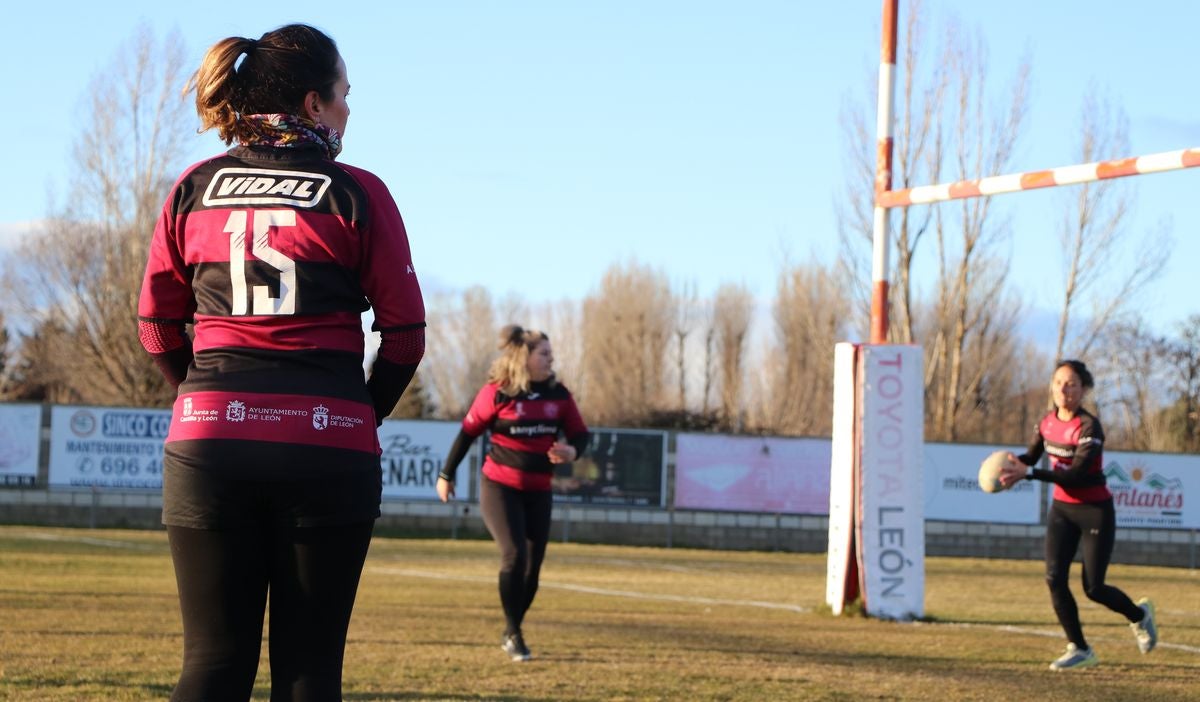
[488,325,549,396]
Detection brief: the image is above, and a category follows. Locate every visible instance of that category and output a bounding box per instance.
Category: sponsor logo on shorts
[202,168,331,208]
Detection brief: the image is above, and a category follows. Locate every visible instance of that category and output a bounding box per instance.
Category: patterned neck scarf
[240,113,343,159]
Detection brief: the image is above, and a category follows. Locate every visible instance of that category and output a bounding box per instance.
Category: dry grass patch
[0,527,1196,700]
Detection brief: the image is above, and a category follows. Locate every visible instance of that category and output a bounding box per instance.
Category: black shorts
[162,460,381,530]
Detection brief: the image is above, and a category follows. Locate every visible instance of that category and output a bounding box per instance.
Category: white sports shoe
[1049,643,1098,671]
[501,632,532,662]
[1131,598,1158,654]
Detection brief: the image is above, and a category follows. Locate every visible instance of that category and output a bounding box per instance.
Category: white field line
[8,530,1199,656]
[12,530,158,551]
[369,566,810,613]
[556,556,698,573]
[371,566,1200,655]
[925,620,1200,656]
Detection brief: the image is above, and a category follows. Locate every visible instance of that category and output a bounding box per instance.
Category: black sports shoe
[501,632,532,662]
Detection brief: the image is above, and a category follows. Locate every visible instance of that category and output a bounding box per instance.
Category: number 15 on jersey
[224,209,297,316]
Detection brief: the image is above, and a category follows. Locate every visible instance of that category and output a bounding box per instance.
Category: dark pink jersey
[1020,409,1111,504]
[463,381,588,491]
[138,145,424,472]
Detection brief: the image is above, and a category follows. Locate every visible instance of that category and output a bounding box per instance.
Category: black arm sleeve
[366,358,418,427]
[1016,424,1044,467]
[151,343,194,390]
[439,429,477,483]
[568,431,591,460]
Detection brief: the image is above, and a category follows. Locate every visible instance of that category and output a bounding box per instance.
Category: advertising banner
[857,345,925,620]
[1103,451,1199,529]
[0,404,42,486]
[551,428,666,506]
[378,420,473,500]
[48,405,169,489]
[924,443,1040,524]
[675,434,831,514]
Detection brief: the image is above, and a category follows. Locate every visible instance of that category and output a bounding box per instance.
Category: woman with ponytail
[999,360,1157,671]
[138,24,424,701]
[438,325,590,661]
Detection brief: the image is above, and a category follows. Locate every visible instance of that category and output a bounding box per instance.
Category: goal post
[827,0,1199,619]
[827,343,924,619]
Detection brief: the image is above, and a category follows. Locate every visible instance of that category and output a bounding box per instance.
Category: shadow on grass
[4,676,174,699]
[134,682,176,698]
[921,614,1074,627]
[813,600,938,622]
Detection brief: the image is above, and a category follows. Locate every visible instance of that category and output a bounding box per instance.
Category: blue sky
[6,1,1198,341]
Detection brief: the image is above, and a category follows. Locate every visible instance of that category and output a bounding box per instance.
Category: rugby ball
[978,450,1015,493]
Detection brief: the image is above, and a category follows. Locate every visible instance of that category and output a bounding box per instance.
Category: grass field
[0,526,1197,701]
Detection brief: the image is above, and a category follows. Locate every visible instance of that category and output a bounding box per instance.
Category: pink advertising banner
[674,434,831,514]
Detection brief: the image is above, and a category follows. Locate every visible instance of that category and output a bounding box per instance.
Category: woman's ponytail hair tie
[499,324,525,349]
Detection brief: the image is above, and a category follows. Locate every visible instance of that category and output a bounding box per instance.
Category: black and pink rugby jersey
[1020,408,1111,504]
[138,145,424,474]
[463,380,589,491]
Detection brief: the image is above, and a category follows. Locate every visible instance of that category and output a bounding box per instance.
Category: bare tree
[836,7,1035,442]
[1052,92,1171,361]
[925,26,1030,441]
[712,283,754,431]
[578,261,673,426]
[753,261,851,436]
[2,26,192,407]
[0,317,10,398]
[700,302,717,418]
[671,281,700,413]
[922,273,1039,442]
[528,297,584,392]
[422,287,504,419]
[1,318,77,403]
[1092,320,1174,451]
[1161,315,1200,452]
[836,0,947,343]
[988,340,1051,446]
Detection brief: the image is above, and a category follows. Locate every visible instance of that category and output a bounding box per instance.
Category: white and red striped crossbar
[877,147,1200,208]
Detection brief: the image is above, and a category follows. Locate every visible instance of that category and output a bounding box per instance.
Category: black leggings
[166,521,374,702]
[1044,499,1142,648]
[479,476,553,636]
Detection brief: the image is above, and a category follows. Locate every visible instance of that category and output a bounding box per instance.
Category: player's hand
[998,453,1026,487]
[437,477,455,502]
[548,440,577,464]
